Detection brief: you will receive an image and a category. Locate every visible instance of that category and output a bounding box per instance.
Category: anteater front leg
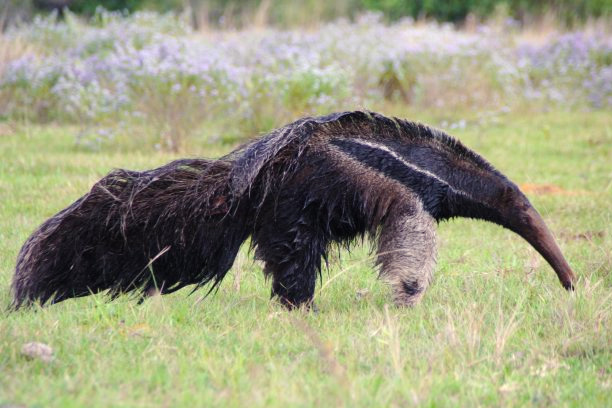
[377,204,437,306]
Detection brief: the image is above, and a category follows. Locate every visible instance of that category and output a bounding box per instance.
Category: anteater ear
[494,183,524,211]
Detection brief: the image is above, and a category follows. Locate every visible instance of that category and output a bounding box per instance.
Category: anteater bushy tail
[11,158,251,309]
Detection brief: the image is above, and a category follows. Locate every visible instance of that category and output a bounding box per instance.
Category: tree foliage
[22,0,612,25]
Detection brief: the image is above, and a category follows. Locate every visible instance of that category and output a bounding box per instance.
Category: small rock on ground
[21,342,54,363]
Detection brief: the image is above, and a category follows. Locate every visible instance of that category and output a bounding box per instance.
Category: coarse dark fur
[11,111,576,309]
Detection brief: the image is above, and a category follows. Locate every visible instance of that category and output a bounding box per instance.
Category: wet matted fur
[11,111,576,309]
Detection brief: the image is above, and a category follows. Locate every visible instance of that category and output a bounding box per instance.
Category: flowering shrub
[518,33,612,108]
[1,10,610,149]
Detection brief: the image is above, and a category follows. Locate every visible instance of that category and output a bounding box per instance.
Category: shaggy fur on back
[11,111,575,309]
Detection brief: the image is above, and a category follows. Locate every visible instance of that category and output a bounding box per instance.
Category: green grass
[1,110,611,407]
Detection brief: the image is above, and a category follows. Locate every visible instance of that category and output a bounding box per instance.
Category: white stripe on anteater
[341,138,478,202]
[327,147,438,306]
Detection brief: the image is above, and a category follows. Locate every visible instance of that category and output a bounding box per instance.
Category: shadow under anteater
[11,111,576,309]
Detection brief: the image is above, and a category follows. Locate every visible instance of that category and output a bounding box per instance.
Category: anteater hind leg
[254,227,327,309]
[267,259,318,309]
[377,204,437,306]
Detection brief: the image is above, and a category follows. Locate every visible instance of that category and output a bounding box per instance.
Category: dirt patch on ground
[519,183,588,196]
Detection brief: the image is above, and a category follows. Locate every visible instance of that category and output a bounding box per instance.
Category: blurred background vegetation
[3,0,612,29]
[1,1,611,151]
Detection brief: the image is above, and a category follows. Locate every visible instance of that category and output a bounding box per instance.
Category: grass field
[1,110,611,407]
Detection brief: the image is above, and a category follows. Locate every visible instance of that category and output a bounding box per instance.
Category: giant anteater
[11,111,576,309]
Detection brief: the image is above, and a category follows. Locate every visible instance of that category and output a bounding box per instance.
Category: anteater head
[326,112,576,290]
[485,185,576,290]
